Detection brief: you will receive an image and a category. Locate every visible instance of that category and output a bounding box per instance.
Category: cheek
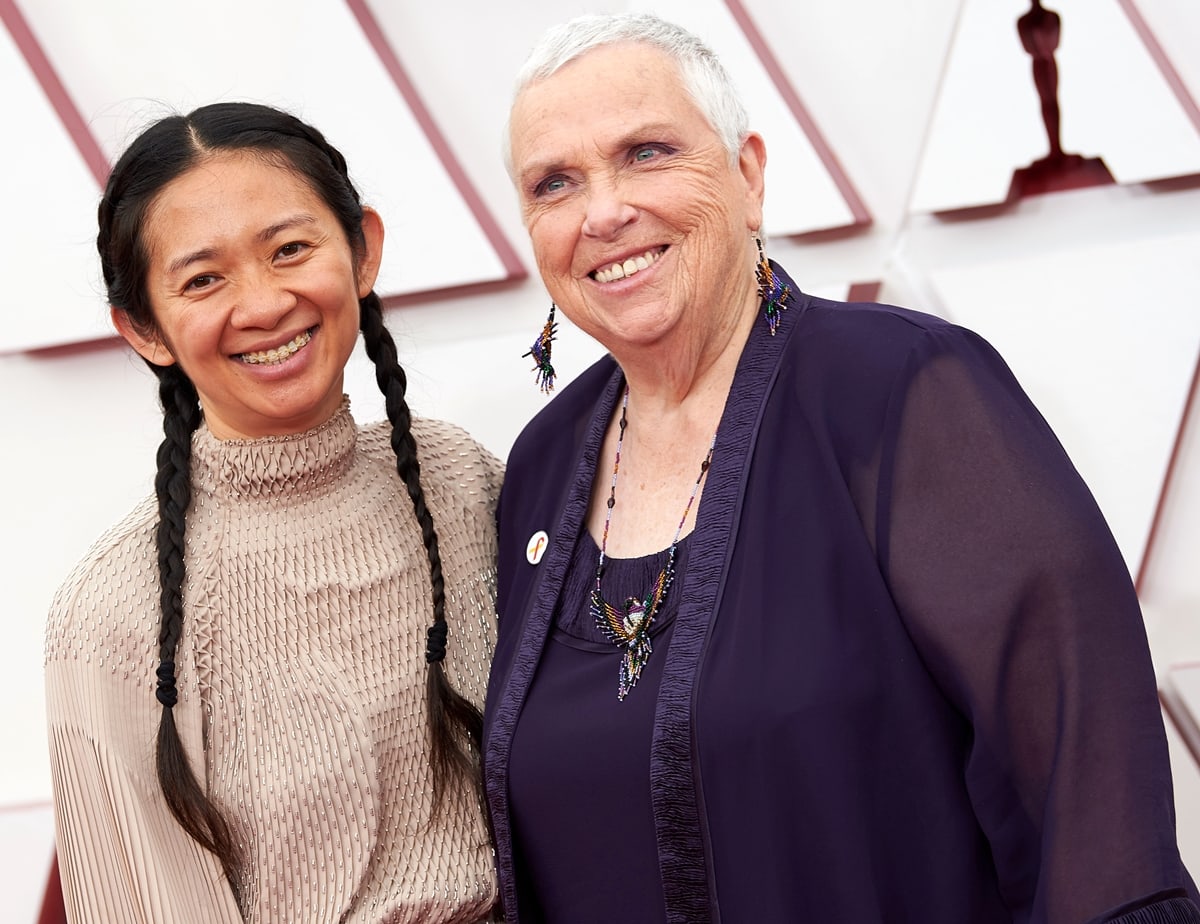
[677,173,737,227]
[160,307,217,348]
[528,214,573,274]
[146,311,220,375]
[312,262,360,311]
[679,196,747,267]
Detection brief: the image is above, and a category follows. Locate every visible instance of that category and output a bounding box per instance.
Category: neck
[586,290,756,558]
[616,280,759,424]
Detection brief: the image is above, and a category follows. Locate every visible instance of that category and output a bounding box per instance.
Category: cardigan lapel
[650,264,804,922]
[485,365,625,919]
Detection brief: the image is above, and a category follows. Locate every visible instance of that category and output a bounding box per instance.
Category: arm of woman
[877,325,1198,923]
[46,698,242,923]
[45,525,242,924]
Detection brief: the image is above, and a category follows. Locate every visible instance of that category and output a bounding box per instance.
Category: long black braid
[359,291,484,809]
[149,364,240,894]
[97,101,481,892]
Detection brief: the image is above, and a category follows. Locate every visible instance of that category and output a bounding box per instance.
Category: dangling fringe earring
[755,234,791,336]
[523,302,558,393]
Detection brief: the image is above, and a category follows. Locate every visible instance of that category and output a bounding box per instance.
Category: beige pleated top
[45,403,502,923]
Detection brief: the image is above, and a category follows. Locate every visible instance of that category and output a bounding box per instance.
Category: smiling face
[117,152,382,440]
[509,42,766,362]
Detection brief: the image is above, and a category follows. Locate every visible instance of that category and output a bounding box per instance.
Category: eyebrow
[515,154,568,191]
[163,213,320,277]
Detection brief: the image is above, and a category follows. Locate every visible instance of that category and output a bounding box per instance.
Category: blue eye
[535,176,568,197]
[634,146,658,162]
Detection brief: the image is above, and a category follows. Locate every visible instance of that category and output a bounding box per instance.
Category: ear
[111,307,176,367]
[357,207,385,299]
[737,132,768,231]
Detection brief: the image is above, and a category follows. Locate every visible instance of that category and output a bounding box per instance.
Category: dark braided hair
[359,292,484,809]
[97,101,481,886]
[149,364,240,890]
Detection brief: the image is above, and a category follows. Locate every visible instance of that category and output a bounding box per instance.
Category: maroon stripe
[1136,350,1200,593]
[1118,0,1200,137]
[723,0,872,227]
[0,0,108,186]
[1159,682,1200,771]
[846,280,882,303]
[37,854,66,924]
[344,0,526,281]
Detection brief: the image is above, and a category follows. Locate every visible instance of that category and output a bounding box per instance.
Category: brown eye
[185,274,217,292]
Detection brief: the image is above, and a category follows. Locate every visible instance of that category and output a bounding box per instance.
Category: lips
[237,328,313,365]
[591,246,667,283]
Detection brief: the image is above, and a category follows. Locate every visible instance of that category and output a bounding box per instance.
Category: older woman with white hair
[483,12,1198,924]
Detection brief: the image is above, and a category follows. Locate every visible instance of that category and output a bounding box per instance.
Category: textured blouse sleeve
[45,518,243,924]
[875,325,1198,923]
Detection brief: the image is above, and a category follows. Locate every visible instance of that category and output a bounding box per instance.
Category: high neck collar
[191,398,359,500]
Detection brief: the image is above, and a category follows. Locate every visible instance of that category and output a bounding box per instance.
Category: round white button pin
[526,530,549,565]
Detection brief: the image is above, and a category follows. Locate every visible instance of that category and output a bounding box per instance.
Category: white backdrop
[2,0,1199,914]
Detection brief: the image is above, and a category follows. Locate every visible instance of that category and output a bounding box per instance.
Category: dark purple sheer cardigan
[483,263,1199,923]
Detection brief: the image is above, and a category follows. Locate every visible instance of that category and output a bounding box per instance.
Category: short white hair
[505,12,749,174]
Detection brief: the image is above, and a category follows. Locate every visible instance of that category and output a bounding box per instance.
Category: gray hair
[505,12,749,173]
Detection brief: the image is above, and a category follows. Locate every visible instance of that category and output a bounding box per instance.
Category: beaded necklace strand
[591,385,717,700]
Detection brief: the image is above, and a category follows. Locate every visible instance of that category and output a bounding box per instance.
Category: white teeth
[594,248,662,284]
[240,329,312,365]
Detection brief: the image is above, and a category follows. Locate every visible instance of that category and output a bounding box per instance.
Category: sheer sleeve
[44,520,243,924]
[875,325,1198,923]
[46,716,243,922]
[46,670,243,923]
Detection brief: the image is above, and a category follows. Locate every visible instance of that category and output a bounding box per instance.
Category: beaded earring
[523,302,558,393]
[755,235,791,336]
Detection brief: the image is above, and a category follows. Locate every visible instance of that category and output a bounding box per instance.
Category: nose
[230,268,296,329]
[581,181,636,241]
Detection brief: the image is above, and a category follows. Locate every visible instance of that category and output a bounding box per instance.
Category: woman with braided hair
[44,102,501,922]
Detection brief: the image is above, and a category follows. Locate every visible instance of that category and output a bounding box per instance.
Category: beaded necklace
[591,386,717,700]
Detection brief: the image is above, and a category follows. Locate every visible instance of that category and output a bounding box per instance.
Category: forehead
[150,151,319,215]
[143,152,326,255]
[509,43,711,166]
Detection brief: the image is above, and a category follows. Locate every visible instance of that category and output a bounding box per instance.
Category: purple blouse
[485,265,1200,923]
[508,535,683,922]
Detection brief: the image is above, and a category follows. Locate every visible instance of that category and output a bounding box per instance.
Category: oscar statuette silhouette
[1008,0,1114,198]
